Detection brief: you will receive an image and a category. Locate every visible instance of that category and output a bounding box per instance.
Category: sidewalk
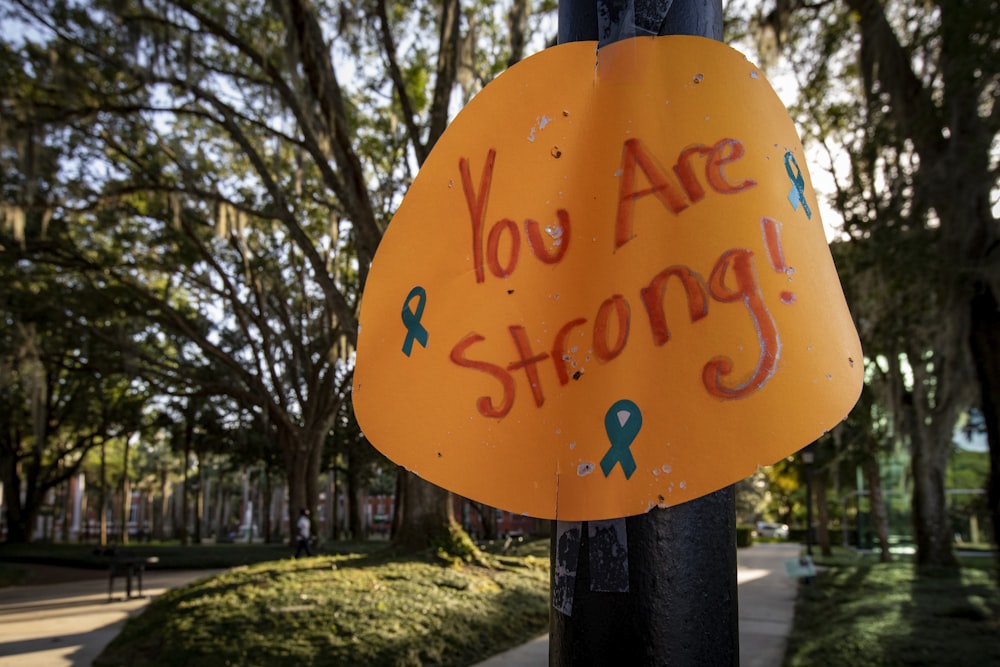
[0,542,800,666]
[474,541,802,667]
[0,567,221,667]
[736,542,802,667]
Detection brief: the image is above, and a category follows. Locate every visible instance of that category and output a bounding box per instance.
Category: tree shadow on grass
[883,565,1000,667]
[783,560,890,667]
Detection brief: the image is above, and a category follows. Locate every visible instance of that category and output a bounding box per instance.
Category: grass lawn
[0,540,384,571]
[0,561,31,587]
[84,539,549,667]
[783,550,1000,667]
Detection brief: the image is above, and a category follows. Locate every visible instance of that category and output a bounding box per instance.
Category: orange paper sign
[353,36,863,520]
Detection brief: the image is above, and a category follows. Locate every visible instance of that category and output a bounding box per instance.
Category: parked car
[756,521,790,539]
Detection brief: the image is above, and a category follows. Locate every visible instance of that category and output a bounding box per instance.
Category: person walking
[295,508,313,558]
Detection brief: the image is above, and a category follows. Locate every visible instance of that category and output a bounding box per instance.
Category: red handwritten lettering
[640,266,710,345]
[674,144,712,203]
[460,150,497,284]
[461,151,572,283]
[615,138,689,248]
[507,326,550,408]
[525,209,570,264]
[449,137,774,419]
[616,138,757,250]
[703,249,779,398]
[451,250,780,417]
[487,218,520,278]
[706,139,757,194]
[450,333,515,418]
[593,294,631,361]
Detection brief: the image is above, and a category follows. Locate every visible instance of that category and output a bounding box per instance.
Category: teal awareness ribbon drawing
[784,151,812,219]
[601,399,642,480]
[401,286,428,356]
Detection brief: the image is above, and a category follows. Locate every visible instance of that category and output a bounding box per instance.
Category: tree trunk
[155,467,168,541]
[326,469,336,540]
[390,472,405,539]
[345,468,365,540]
[262,467,273,543]
[214,478,225,540]
[283,428,324,545]
[0,448,30,543]
[193,453,203,544]
[469,501,498,540]
[355,485,369,539]
[61,478,72,542]
[392,471,456,552]
[285,448,311,546]
[863,456,892,562]
[120,434,131,545]
[969,284,1000,575]
[306,430,323,517]
[890,347,960,568]
[180,430,191,546]
[99,440,107,546]
[847,0,990,570]
[911,429,958,568]
[4,497,31,544]
[814,472,832,557]
[201,472,211,543]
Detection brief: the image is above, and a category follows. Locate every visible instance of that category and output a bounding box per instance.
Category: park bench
[94,548,159,602]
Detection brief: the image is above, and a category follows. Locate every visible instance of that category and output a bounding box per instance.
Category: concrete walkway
[0,542,801,666]
[736,542,802,667]
[0,567,221,667]
[474,541,802,667]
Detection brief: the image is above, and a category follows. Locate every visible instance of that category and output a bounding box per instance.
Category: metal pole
[550,2,737,665]
[805,473,815,557]
[802,447,815,557]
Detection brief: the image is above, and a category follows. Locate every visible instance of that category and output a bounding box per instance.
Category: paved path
[0,542,801,666]
[736,542,802,667]
[474,542,803,667]
[0,568,221,667]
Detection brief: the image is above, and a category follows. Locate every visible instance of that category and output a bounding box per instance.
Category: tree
[153,394,235,544]
[1,0,378,543]
[735,0,999,568]
[0,259,148,542]
[1,0,545,552]
[325,392,390,540]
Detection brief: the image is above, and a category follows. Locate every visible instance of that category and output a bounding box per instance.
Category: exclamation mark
[761,217,796,304]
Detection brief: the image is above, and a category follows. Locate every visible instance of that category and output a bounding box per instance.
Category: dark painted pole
[803,447,815,557]
[550,1,739,665]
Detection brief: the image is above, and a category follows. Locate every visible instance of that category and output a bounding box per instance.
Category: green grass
[0,540,385,572]
[93,547,550,667]
[784,552,1000,667]
[0,561,30,587]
